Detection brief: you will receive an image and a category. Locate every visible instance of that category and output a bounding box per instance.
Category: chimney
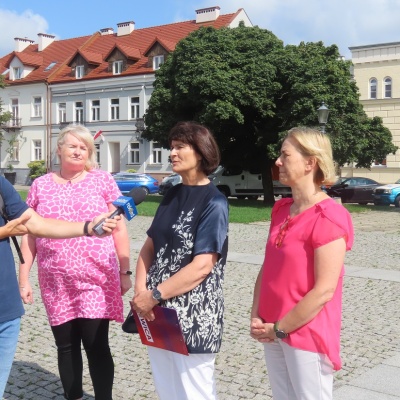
[195,6,221,23]
[38,33,55,51]
[14,37,35,52]
[100,27,114,36]
[117,21,134,36]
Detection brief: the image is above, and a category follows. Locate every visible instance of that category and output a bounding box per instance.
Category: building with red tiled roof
[0,6,252,184]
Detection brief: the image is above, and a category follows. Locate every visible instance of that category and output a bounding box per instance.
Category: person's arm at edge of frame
[254,237,347,342]
[21,207,120,238]
[108,203,132,295]
[0,213,31,239]
[18,233,37,304]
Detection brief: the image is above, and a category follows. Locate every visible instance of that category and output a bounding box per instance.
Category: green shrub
[28,160,47,180]
[126,168,137,173]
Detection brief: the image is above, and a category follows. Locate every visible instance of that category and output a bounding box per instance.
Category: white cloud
[0,9,51,54]
[203,0,400,58]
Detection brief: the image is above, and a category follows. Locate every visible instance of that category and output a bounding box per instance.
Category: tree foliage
[143,24,398,203]
[0,75,12,126]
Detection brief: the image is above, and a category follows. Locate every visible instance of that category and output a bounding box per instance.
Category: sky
[1,0,400,59]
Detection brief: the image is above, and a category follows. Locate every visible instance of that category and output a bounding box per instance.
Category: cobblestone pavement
[4,207,400,399]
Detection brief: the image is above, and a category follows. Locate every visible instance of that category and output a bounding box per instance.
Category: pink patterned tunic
[26,170,124,326]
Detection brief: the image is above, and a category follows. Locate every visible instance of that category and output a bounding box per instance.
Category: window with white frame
[130,97,140,119]
[370,78,377,99]
[13,67,22,80]
[384,77,392,98]
[11,99,19,126]
[91,100,100,121]
[75,101,84,122]
[95,144,100,164]
[151,142,162,164]
[32,97,42,117]
[153,55,164,70]
[9,140,19,161]
[129,142,140,164]
[110,98,119,120]
[33,140,42,161]
[58,103,66,123]
[113,60,123,75]
[76,65,84,79]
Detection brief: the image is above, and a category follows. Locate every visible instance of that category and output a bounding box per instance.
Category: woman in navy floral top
[132,121,229,400]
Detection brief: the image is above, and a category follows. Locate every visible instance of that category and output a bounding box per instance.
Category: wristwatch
[273,321,289,339]
[152,288,164,303]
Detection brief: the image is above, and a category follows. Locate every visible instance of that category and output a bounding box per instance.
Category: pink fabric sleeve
[311,204,354,250]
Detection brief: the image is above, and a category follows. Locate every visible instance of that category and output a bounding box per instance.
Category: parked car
[372,179,400,207]
[159,173,182,195]
[113,173,159,195]
[325,177,381,204]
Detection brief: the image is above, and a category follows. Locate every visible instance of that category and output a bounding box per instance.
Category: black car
[326,177,382,205]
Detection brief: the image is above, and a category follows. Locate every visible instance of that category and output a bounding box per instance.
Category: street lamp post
[317,102,330,133]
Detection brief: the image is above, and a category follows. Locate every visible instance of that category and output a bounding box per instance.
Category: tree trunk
[261,160,275,205]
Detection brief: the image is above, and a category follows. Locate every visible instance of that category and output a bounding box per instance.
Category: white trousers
[264,340,334,400]
[147,346,217,400]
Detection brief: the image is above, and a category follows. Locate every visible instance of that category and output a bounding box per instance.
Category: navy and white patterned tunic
[147,182,229,354]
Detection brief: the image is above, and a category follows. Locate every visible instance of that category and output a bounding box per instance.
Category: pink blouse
[258,198,354,370]
[27,170,124,326]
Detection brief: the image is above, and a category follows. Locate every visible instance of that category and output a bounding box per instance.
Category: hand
[91,214,121,237]
[1,214,32,238]
[131,290,157,321]
[120,274,132,295]
[19,281,34,304]
[250,317,275,343]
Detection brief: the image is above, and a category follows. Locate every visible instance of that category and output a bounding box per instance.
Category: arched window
[369,78,377,99]
[384,77,392,98]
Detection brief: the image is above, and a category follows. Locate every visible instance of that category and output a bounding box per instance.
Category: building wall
[349,43,400,183]
[1,83,48,184]
[49,75,174,183]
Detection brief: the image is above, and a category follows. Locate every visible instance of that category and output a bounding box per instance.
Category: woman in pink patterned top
[19,124,131,400]
[250,127,354,400]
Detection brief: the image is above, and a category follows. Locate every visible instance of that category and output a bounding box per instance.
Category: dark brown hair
[168,121,220,175]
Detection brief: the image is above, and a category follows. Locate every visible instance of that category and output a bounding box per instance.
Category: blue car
[373,179,400,207]
[113,173,159,195]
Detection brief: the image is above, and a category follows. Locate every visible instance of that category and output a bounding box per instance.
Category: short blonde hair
[286,127,336,185]
[57,124,98,170]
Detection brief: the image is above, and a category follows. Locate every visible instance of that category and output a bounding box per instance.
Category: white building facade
[347,42,400,183]
[0,7,252,184]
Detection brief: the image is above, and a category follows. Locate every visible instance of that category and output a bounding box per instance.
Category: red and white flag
[93,130,103,140]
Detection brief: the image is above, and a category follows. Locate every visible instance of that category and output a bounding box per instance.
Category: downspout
[45,80,51,172]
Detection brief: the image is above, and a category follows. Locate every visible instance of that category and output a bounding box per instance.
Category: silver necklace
[59,169,85,182]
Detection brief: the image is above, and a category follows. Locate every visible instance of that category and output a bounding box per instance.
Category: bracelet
[84,221,92,237]
[120,270,133,275]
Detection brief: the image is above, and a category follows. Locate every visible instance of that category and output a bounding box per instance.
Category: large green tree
[143,24,397,203]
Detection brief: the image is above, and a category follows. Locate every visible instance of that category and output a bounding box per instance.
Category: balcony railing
[1,117,22,129]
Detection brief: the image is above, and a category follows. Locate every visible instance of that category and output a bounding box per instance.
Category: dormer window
[76,65,84,79]
[113,60,123,75]
[153,55,164,70]
[13,67,22,80]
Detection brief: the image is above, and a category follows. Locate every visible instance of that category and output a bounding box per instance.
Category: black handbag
[122,310,138,334]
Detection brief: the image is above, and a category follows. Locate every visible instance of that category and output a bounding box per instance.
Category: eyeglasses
[275,216,291,248]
